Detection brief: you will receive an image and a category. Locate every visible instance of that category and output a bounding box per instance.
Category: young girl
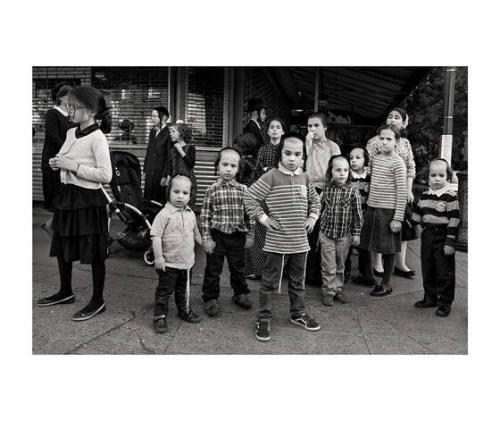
[346,147,373,285]
[359,124,407,296]
[36,86,113,322]
[200,147,254,317]
[150,175,203,333]
[319,155,363,306]
[245,133,321,342]
[169,122,197,209]
[257,117,286,173]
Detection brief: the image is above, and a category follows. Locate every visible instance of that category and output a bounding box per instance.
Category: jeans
[258,252,307,320]
[155,267,192,316]
[319,232,351,296]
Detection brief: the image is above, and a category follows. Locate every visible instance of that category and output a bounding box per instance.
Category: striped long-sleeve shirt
[411,185,460,247]
[244,164,320,254]
[366,135,416,179]
[367,154,407,222]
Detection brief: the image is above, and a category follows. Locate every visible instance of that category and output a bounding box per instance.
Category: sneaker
[321,295,334,306]
[290,313,321,331]
[255,319,271,342]
[204,299,220,317]
[178,310,201,323]
[71,302,106,322]
[435,305,451,317]
[232,293,252,310]
[415,299,438,308]
[37,293,75,307]
[334,292,348,304]
[153,315,168,333]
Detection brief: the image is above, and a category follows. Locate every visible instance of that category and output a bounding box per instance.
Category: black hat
[247,98,266,112]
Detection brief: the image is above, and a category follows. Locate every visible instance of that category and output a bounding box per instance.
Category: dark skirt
[42,168,61,212]
[49,184,108,264]
[359,207,401,254]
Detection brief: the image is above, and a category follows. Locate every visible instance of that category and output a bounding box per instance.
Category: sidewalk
[32,205,468,354]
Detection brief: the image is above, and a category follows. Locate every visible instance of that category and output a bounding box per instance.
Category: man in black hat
[243,98,267,151]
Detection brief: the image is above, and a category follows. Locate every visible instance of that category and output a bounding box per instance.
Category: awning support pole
[439,67,456,165]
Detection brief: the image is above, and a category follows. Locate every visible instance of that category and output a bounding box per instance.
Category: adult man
[243,98,267,150]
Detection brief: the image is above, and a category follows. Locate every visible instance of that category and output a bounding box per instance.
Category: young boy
[411,159,460,317]
[150,175,203,334]
[200,147,254,317]
[245,133,321,342]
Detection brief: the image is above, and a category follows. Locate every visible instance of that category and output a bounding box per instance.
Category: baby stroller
[102,150,164,265]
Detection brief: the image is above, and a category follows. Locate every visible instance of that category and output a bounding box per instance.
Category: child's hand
[160,177,168,187]
[352,235,360,247]
[263,217,281,231]
[154,257,166,271]
[203,239,216,254]
[390,220,402,234]
[49,155,78,172]
[245,236,254,249]
[415,225,423,238]
[304,217,316,234]
[444,245,455,255]
[407,190,414,203]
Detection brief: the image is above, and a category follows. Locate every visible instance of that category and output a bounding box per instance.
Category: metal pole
[439,67,456,165]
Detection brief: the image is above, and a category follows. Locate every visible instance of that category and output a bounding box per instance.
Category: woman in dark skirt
[143,106,172,204]
[40,83,75,232]
[36,86,113,322]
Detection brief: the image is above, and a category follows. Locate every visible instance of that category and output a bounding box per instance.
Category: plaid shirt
[200,177,254,243]
[257,142,279,172]
[320,182,363,239]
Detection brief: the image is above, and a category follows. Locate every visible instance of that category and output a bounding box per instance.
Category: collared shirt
[54,105,69,117]
[305,137,341,188]
[150,202,201,269]
[350,168,370,211]
[257,141,280,172]
[320,182,363,239]
[200,177,254,243]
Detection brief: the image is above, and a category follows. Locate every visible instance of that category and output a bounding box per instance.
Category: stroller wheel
[144,249,155,266]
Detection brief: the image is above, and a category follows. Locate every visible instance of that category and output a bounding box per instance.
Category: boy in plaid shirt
[319,155,363,306]
[200,147,254,317]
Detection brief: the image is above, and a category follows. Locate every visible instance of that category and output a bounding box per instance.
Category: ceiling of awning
[263,67,431,124]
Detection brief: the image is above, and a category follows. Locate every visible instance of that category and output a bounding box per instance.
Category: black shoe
[204,299,220,317]
[255,319,271,342]
[154,315,168,333]
[435,305,451,317]
[333,292,348,304]
[370,285,393,297]
[178,310,201,323]
[37,293,75,307]
[232,293,252,309]
[415,299,438,308]
[394,267,415,278]
[71,302,106,321]
[373,269,384,277]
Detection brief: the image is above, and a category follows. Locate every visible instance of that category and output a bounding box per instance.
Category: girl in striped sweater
[359,125,407,296]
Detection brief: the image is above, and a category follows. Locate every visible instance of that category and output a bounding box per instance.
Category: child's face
[349,148,366,172]
[331,158,350,185]
[169,126,180,142]
[68,98,90,124]
[218,150,240,181]
[169,177,191,208]
[379,129,397,154]
[386,110,404,129]
[281,138,303,172]
[307,117,327,140]
[428,161,449,191]
[268,120,284,141]
[151,110,161,127]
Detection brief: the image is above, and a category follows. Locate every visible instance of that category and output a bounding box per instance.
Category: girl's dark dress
[170,143,198,209]
[144,126,172,204]
[41,108,75,211]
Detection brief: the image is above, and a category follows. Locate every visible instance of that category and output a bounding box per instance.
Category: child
[359,124,407,297]
[304,112,341,285]
[411,159,459,317]
[245,133,321,342]
[234,132,264,187]
[36,86,112,322]
[150,175,203,333]
[200,147,254,317]
[319,155,363,306]
[257,117,286,173]
[169,122,197,209]
[347,147,374,286]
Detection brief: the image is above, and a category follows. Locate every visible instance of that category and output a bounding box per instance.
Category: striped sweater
[411,185,460,247]
[367,154,407,221]
[244,164,320,254]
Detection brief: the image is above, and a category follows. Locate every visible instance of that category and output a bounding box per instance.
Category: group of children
[150,113,460,341]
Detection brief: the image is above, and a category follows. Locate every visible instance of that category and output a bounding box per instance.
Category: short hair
[266,116,287,132]
[349,146,369,167]
[427,158,454,181]
[213,147,242,176]
[276,132,307,165]
[325,154,352,184]
[307,112,327,128]
[377,124,401,140]
[234,132,259,157]
[70,86,111,133]
[166,174,192,200]
[51,83,73,105]
[153,106,170,121]
[173,122,192,143]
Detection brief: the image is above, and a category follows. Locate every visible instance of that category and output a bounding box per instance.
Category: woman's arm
[182,144,196,169]
[76,135,112,183]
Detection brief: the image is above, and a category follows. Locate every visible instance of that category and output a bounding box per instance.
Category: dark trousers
[202,230,250,302]
[305,218,321,285]
[421,227,455,307]
[345,246,371,279]
[155,267,192,316]
[258,252,306,320]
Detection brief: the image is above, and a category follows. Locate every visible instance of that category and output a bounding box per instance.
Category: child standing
[359,125,407,296]
[411,159,459,317]
[150,175,203,333]
[257,117,286,173]
[245,133,321,342]
[169,122,197,209]
[200,147,254,317]
[319,155,363,306]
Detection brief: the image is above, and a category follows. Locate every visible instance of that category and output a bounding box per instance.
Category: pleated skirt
[359,207,401,254]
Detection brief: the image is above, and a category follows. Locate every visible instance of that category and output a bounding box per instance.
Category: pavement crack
[162,322,182,354]
[352,305,371,354]
[138,334,156,354]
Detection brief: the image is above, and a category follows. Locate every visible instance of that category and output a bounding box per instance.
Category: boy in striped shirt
[412,159,460,317]
[245,133,321,342]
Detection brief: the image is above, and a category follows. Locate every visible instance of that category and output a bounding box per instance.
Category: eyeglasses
[68,105,86,111]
